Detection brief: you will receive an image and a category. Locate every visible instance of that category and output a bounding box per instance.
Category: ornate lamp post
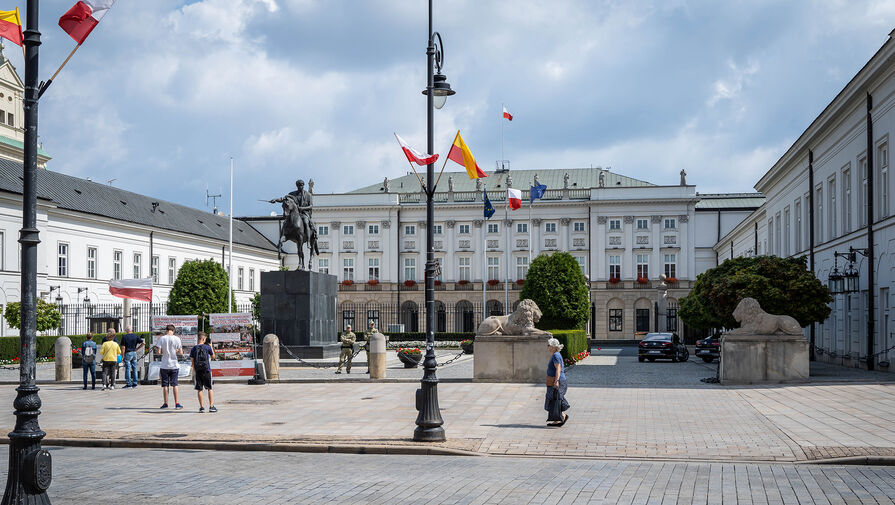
[414,0,454,442]
[3,0,52,503]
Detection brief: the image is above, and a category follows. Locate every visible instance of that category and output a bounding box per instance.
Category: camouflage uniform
[335,330,356,374]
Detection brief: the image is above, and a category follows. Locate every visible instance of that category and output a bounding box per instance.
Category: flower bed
[403,280,417,288]
[563,350,590,367]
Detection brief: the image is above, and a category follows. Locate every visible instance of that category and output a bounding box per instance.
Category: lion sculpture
[475,299,548,336]
[728,297,802,335]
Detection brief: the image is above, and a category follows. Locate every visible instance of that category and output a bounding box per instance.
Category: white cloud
[709,60,760,106]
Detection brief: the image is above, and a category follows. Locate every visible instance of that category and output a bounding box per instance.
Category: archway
[634,297,651,333]
[455,300,474,333]
[486,299,503,317]
[401,301,419,332]
[607,297,624,335]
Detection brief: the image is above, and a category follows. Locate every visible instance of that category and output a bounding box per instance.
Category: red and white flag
[109,278,152,302]
[502,106,513,121]
[507,188,522,210]
[394,133,439,166]
[59,0,116,45]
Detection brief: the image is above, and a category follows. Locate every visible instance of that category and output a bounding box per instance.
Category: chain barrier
[435,350,467,367]
[811,342,895,363]
[280,344,362,369]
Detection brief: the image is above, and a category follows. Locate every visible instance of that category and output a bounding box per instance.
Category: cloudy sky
[7,0,895,216]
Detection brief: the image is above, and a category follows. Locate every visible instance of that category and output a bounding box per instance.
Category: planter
[72,355,82,369]
[397,352,422,368]
[461,341,474,354]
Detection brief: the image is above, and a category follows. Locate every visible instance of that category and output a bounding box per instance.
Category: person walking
[189,332,217,413]
[100,330,121,390]
[363,320,378,374]
[335,325,356,374]
[121,326,144,389]
[154,324,184,409]
[545,337,569,427]
[81,333,97,390]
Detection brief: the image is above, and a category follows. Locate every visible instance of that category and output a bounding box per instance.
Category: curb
[806,456,895,466]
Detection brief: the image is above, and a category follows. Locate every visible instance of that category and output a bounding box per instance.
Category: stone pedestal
[263,334,280,380]
[719,333,809,385]
[473,334,551,383]
[260,270,339,358]
[55,336,72,382]
[368,333,386,379]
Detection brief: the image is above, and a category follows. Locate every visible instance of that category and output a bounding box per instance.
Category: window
[403,257,416,281]
[636,218,648,230]
[488,223,499,234]
[636,253,648,279]
[816,186,823,243]
[860,156,868,227]
[609,219,621,230]
[0,111,5,124]
[608,255,620,279]
[458,257,470,281]
[404,225,416,235]
[636,309,650,332]
[342,310,355,331]
[573,222,585,232]
[367,224,379,235]
[459,224,470,234]
[664,218,676,229]
[828,177,837,238]
[775,212,781,256]
[487,257,500,280]
[803,192,810,248]
[574,255,586,273]
[87,247,97,279]
[7,113,13,127]
[237,267,244,290]
[317,258,329,274]
[794,200,802,252]
[113,250,122,280]
[843,166,852,234]
[544,222,556,233]
[663,254,676,279]
[132,252,141,279]
[151,255,159,284]
[249,268,255,291]
[783,207,791,257]
[516,223,528,233]
[609,309,623,332]
[168,257,176,284]
[433,225,442,235]
[879,142,889,219]
[343,258,355,280]
[368,258,380,280]
[667,308,678,332]
[318,225,329,236]
[342,224,354,235]
[516,256,529,279]
[57,242,68,277]
[767,219,774,255]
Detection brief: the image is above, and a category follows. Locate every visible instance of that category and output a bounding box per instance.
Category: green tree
[251,292,261,322]
[4,299,62,333]
[679,255,831,331]
[167,258,236,325]
[519,252,589,329]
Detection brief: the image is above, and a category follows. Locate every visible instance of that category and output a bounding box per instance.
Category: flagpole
[482,187,487,321]
[504,196,509,314]
[500,102,504,166]
[37,43,81,99]
[528,197,532,264]
[228,157,233,314]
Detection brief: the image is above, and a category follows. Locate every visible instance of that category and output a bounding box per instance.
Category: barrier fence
[45,302,255,337]
[338,301,508,334]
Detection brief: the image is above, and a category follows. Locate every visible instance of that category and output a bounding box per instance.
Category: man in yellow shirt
[100,329,121,390]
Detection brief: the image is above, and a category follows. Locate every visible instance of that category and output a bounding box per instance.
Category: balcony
[633,280,652,289]
[338,282,357,291]
[454,281,475,291]
[605,280,624,289]
[434,282,446,291]
[486,282,504,291]
[363,282,382,291]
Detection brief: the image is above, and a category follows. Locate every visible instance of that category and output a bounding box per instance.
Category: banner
[151,315,199,348]
[209,313,255,360]
[210,360,256,378]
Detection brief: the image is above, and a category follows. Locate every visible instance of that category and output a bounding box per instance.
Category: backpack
[82,344,95,365]
[194,345,210,372]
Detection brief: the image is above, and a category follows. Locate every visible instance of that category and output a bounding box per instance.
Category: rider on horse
[270,179,318,266]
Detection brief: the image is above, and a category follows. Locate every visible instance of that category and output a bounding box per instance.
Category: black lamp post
[414,0,454,443]
[3,1,52,503]
[828,247,869,295]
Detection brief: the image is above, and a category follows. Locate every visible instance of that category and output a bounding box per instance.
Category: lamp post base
[413,425,446,442]
[414,379,445,442]
[2,385,51,505]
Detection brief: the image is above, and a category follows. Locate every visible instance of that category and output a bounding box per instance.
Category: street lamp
[828,257,844,295]
[414,0,453,443]
[3,0,52,502]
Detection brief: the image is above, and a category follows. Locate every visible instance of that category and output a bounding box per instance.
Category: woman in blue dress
[545,337,569,426]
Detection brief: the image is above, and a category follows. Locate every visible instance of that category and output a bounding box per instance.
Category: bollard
[368,332,386,379]
[263,334,280,380]
[54,336,72,382]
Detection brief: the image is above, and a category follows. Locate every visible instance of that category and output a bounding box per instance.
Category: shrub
[0,332,153,360]
[167,258,235,327]
[548,329,588,363]
[384,332,473,342]
[520,252,589,329]
[4,299,62,333]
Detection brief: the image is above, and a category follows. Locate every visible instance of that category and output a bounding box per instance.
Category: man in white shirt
[153,324,183,409]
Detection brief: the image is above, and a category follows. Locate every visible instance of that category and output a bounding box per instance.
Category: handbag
[546,375,556,387]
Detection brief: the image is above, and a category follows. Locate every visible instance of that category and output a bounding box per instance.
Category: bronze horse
[277,198,318,270]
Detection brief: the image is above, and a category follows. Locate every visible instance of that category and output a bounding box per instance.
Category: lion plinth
[728,298,802,335]
[475,299,548,336]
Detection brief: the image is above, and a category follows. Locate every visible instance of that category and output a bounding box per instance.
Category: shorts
[194,369,213,391]
[160,368,179,387]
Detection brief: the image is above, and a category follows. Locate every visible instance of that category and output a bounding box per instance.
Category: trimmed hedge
[0,332,153,360]
[382,332,474,342]
[548,329,587,362]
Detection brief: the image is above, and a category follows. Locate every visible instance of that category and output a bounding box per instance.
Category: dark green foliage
[4,299,62,333]
[548,329,587,362]
[519,252,589,329]
[167,258,236,326]
[251,292,261,322]
[0,332,153,360]
[679,255,832,331]
[383,332,474,342]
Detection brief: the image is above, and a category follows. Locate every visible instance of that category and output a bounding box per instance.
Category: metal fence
[338,300,511,334]
[46,302,255,336]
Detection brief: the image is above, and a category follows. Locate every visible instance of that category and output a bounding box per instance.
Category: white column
[331,221,341,281]
[624,216,634,279]
[595,215,606,279]
[356,220,366,283]
[681,213,692,280]
[446,221,455,281]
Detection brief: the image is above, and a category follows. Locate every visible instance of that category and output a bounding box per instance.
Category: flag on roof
[0,9,23,46]
[483,189,495,219]
[502,106,513,121]
[394,133,438,166]
[530,183,547,203]
[109,277,152,302]
[508,188,522,210]
[447,131,488,179]
[59,0,116,45]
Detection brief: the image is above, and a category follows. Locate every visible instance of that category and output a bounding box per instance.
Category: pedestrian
[100,329,121,390]
[106,328,122,380]
[363,320,378,374]
[81,333,97,390]
[189,332,217,413]
[545,337,569,427]
[121,326,144,389]
[335,324,356,374]
[154,324,183,409]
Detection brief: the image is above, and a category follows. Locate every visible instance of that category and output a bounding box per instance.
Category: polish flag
[109,278,152,302]
[503,106,513,121]
[394,133,439,166]
[58,0,117,45]
[508,188,522,210]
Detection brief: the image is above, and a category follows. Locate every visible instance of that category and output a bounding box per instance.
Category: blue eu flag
[483,189,495,219]
[530,183,547,203]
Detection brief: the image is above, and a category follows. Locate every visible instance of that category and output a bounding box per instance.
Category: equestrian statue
[269,179,319,270]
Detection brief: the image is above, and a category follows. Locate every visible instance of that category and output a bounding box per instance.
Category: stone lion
[729,297,802,335]
[476,299,548,336]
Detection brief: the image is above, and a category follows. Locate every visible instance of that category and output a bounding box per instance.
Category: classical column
[596,216,607,279]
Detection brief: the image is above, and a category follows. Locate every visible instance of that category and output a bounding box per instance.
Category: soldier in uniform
[335,325,356,374]
[363,320,379,374]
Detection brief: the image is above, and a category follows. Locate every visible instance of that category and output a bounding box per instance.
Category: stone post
[263,334,280,380]
[368,332,386,379]
[54,336,72,382]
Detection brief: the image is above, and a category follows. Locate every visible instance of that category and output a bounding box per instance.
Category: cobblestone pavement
[22,446,895,504]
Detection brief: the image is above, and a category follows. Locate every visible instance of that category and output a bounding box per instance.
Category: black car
[638,332,689,362]
[695,334,721,362]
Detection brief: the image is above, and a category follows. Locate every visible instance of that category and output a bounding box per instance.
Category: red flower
[457,280,469,285]
[636,277,649,284]
[341,279,354,286]
[434,280,442,286]
[403,279,417,288]
[487,279,500,286]
[366,279,379,286]
[516,279,525,285]
[608,277,621,284]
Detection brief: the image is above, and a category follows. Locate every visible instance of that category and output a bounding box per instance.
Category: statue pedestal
[719,333,809,385]
[260,270,339,359]
[473,334,551,383]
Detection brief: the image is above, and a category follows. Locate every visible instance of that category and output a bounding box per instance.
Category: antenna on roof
[106,178,116,186]
[206,187,222,214]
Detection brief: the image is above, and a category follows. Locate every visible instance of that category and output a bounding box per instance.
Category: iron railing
[46,302,255,336]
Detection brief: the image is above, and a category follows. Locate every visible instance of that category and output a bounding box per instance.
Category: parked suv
[695,334,721,362]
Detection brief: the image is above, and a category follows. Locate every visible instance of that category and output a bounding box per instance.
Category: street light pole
[3,0,52,502]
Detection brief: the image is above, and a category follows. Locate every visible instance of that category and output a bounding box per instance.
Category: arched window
[434,301,447,333]
[401,301,419,332]
[486,300,503,317]
[455,300,474,333]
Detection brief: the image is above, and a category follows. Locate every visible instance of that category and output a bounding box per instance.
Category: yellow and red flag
[447,131,487,179]
[0,8,23,46]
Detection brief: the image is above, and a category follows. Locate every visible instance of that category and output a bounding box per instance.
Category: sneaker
[209,406,217,413]
[122,385,131,389]
[102,386,107,390]
[109,385,115,390]
[199,407,205,413]
[160,403,168,409]
[82,386,87,390]
[175,404,183,410]
[335,371,341,374]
